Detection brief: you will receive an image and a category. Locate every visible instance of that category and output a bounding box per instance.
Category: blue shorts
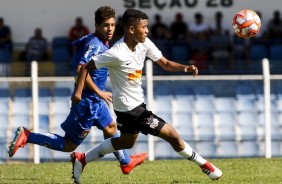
[61,98,113,145]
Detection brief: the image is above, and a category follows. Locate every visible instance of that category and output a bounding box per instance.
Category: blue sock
[110,132,130,165]
[27,132,65,151]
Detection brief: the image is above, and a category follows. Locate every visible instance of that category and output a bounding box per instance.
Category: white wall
[0,0,281,44]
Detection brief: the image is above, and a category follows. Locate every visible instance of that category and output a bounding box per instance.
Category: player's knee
[63,140,78,152]
[103,122,117,138]
[123,141,135,149]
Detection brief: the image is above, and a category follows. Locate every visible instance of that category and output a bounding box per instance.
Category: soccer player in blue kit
[8,6,147,174]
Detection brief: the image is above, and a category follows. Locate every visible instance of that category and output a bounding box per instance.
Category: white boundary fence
[0,59,275,163]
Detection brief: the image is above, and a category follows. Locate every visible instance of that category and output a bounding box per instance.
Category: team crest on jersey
[81,130,90,138]
[146,115,159,129]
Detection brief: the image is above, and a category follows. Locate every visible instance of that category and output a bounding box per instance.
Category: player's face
[96,17,115,41]
[133,19,149,43]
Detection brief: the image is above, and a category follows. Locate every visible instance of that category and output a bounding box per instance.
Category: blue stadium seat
[12,145,29,160]
[217,142,238,158]
[249,44,268,74]
[12,101,30,115]
[216,112,236,141]
[155,140,178,159]
[39,87,52,102]
[194,85,214,99]
[214,97,236,113]
[154,81,174,96]
[52,48,70,62]
[54,88,72,101]
[40,146,52,161]
[269,44,282,60]
[0,101,9,115]
[195,142,216,158]
[0,49,12,63]
[173,83,195,96]
[236,98,256,112]
[237,112,258,140]
[175,96,195,113]
[256,95,276,112]
[53,100,70,115]
[239,141,259,157]
[175,112,194,140]
[155,95,173,113]
[38,101,50,115]
[171,45,189,63]
[235,82,256,100]
[269,44,282,74]
[39,115,49,132]
[0,115,9,137]
[11,115,30,132]
[0,88,10,101]
[157,112,172,124]
[14,88,31,101]
[250,44,268,60]
[52,37,70,48]
[194,98,214,113]
[52,37,71,63]
[196,112,215,140]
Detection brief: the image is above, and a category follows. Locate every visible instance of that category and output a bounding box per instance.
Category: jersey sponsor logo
[146,115,159,129]
[128,69,142,80]
[81,129,90,138]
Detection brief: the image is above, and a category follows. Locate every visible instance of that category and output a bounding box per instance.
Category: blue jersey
[72,33,109,102]
[62,34,113,145]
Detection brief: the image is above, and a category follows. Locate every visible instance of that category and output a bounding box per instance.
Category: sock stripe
[187,151,197,161]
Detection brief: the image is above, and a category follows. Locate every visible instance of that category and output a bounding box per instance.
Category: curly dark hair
[122,9,148,28]
[95,6,115,25]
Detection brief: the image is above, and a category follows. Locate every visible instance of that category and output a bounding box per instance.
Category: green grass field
[1,158,282,184]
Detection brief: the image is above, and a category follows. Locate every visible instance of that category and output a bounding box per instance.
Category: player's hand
[71,92,82,104]
[184,65,198,77]
[98,91,112,106]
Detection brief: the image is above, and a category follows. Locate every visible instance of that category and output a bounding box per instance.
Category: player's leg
[90,103,147,174]
[71,133,139,183]
[157,122,222,180]
[8,111,82,157]
[71,103,148,183]
[95,105,131,167]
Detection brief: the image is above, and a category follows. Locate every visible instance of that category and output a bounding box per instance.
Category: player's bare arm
[156,56,198,76]
[72,60,98,104]
[76,64,112,105]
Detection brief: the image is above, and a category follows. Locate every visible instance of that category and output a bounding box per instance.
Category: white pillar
[31,61,40,163]
[146,59,155,161]
[262,58,271,159]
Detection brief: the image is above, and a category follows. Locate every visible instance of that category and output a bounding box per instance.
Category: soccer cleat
[8,127,30,157]
[200,161,223,180]
[71,152,86,184]
[120,152,148,174]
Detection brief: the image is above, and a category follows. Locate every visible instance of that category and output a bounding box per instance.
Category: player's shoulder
[85,34,101,45]
[108,37,126,52]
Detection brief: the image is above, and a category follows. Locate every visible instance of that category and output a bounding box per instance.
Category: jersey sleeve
[91,49,118,69]
[79,43,100,65]
[145,38,163,61]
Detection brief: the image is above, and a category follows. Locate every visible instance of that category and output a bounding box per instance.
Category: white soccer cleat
[71,152,86,184]
[200,161,223,180]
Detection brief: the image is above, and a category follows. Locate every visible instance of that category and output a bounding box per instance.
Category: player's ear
[129,25,135,34]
